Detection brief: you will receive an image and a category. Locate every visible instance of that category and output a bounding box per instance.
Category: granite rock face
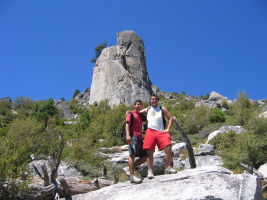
[68,166,264,200]
[89,30,153,107]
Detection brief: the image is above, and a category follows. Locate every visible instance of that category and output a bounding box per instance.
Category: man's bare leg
[164,145,172,168]
[164,145,177,174]
[134,156,147,168]
[128,154,136,176]
[147,149,154,170]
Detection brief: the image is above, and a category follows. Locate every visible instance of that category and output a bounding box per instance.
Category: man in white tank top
[141,94,177,179]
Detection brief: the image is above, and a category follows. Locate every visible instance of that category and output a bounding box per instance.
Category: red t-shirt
[126,111,146,140]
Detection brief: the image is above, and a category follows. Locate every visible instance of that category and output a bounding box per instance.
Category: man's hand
[126,135,131,144]
[162,128,170,133]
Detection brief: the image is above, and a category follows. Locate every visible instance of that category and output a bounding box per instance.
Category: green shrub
[245,115,267,135]
[209,108,226,123]
[0,101,12,116]
[76,109,91,131]
[0,127,10,137]
[210,130,267,169]
[210,131,237,150]
[178,107,209,134]
[230,91,253,126]
[35,98,58,125]
[0,139,29,199]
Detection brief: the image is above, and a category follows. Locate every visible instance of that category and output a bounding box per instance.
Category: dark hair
[150,94,159,101]
[134,100,143,105]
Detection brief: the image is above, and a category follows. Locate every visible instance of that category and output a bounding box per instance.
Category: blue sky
[1,0,266,102]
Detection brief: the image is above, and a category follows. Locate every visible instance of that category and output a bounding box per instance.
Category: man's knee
[164,145,172,151]
[141,156,147,161]
[164,145,173,155]
[130,153,136,158]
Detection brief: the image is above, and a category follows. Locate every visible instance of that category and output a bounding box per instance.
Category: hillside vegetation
[0,91,267,199]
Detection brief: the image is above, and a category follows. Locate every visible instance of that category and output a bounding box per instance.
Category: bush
[35,98,58,125]
[230,91,252,126]
[209,108,226,123]
[0,139,29,199]
[210,130,267,170]
[245,115,267,135]
[178,107,209,134]
[0,127,10,137]
[0,101,12,116]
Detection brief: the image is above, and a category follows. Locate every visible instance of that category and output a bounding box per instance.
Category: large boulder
[137,151,166,177]
[195,91,232,109]
[172,143,187,157]
[206,126,244,144]
[88,31,153,107]
[184,155,223,169]
[194,143,216,156]
[258,163,267,178]
[54,100,74,120]
[68,166,264,200]
[208,91,225,101]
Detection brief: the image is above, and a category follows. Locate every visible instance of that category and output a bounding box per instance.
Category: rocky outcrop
[88,30,153,107]
[67,166,264,200]
[0,97,11,102]
[75,88,90,104]
[206,126,244,144]
[54,100,74,120]
[26,142,264,200]
[29,160,83,180]
[195,91,232,109]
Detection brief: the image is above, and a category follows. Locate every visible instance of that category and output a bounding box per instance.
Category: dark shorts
[129,134,147,158]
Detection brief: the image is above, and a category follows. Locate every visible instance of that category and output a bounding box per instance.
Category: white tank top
[147,106,164,131]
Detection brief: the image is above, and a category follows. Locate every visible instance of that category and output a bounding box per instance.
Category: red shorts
[143,128,172,151]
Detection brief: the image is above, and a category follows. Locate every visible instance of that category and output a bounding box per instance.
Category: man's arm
[139,107,148,114]
[162,107,173,133]
[125,122,131,144]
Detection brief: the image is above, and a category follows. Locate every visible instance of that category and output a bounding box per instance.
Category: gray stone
[172,142,187,157]
[219,126,244,134]
[195,91,233,109]
[195,143,216,156]
[29,160,83,180]
[208,91,225,101]
[88,31,153,107]
[184,155,223,169]
[206,130,222,144]
[68,166,264,200]
[259,111,267,118]
[206,126,244,144]
[54,100,74,120]
[137,153,166,177]
[0,97,11,102]
[258,163,267,178]
[63,121,77,125]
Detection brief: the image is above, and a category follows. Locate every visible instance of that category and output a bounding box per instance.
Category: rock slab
[67,166,264,200]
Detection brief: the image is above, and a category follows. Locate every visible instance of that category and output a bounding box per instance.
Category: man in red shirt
[124,100,147,184]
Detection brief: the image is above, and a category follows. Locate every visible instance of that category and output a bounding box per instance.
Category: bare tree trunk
[58,176,72,199]
[240,162,265,179]
[41,164,50,186]
[173,116,196,169]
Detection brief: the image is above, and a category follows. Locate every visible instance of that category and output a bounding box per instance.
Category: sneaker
[129,175,142,184]
[123,167,131,176]
[165,166,177,174]
[147,169,154,179]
